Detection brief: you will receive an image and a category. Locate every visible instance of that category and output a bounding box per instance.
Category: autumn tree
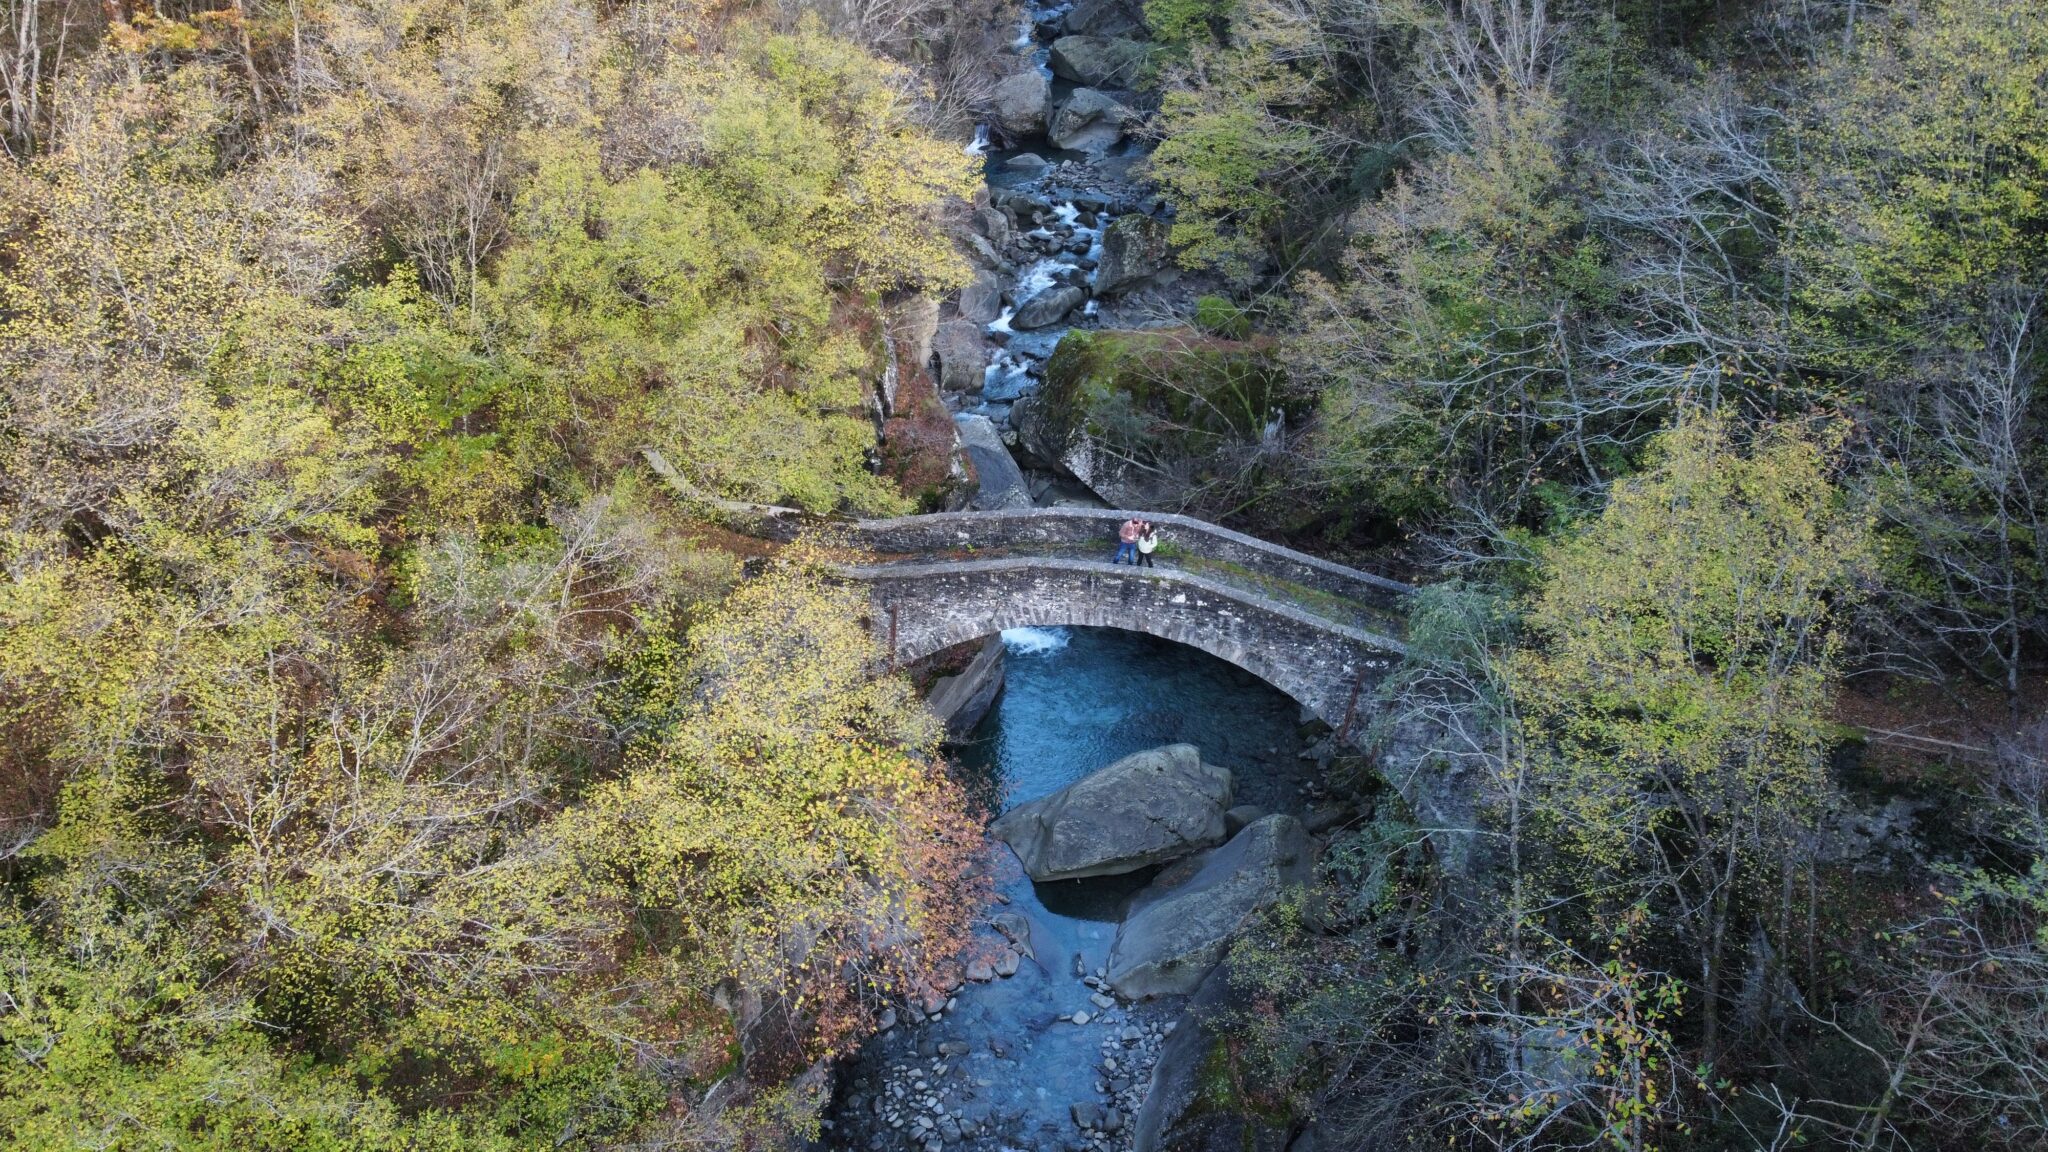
[1512,415,1872,1060]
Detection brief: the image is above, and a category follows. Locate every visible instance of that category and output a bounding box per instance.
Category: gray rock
[959,270,1004,325]
[1011,284,1088,330]
[1003,152,1050,174]
[962,231,1002,269]
[990,911,1033,951]
[954,413,1034,510]
[992,186,1050,218]
[1050,35,1151,88]
[993,70,1051,139]
[1072,1102,1105,1129]
[1064,0,1146,38]
[1133,965,1290,1152]
[1107,815,1313,998]
[1048,88,1136,153]
[1223,805,1265,836]
[990,744,1233,882]
[934,320,988,392]
[975,206,1013,245]
[1008,393,1068,472]
[927,634,1005,738]
[1302,803,1354,835]
[1095,213,1172,295]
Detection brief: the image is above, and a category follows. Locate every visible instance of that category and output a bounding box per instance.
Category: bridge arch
[846,557,1404,732]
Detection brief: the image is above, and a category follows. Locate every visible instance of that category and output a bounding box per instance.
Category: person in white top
[1136,522,1159,568]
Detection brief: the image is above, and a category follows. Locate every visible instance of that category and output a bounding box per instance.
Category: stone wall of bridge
[848,508,1413,616]
[845,556,1403,730]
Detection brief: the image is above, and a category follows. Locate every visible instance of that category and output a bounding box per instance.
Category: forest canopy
[0,0,987,1145]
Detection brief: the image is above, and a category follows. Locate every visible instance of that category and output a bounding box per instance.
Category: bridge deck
[857,540,1409,642]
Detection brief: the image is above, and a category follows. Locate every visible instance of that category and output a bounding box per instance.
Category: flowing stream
[828,628,1315,1152]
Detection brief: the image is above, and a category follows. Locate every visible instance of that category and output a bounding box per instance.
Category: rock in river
[957,269,1003,326]
[993,69,1051,139]
[1106,814,1313,998]
[1011,284,1088,330]
[990,743,1234,882]
[1049,87,1136,153]
[1096,213,1172,295]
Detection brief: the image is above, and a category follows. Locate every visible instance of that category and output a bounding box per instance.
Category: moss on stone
[1041,327,1296,457]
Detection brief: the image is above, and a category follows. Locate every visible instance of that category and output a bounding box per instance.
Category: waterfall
[1000,626,1071,654]
[963,123,991,157]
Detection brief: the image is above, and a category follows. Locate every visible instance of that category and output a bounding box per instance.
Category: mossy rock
[1042,327,1297,455]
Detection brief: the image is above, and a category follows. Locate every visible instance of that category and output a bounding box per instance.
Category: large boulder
[958,269,1003,325]
[1133,965,1292,1152]
[1050,35,1151,88]
[992,69,1051,139]
[1007,392,1067,471]
[1049,88,1136,153]
[1065,0,1146,38]
[1096,213,1172,294]
[926,635,1006,739]
[1012,284,1088,330]
[1037,327,1289,507]
[933,319,988,392]
[990,744,1234,882]
[973,205,1012,245]
[1106,814,1313,998]
[954,413,1034,509]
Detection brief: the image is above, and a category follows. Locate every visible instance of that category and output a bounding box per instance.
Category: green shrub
[1193,295,1251,339]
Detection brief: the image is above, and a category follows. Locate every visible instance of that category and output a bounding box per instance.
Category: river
[828,627,1316,1152]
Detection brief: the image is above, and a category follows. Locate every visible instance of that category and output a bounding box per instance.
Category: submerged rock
[990,743,1233,882]
[1049,88,1136,152]
[1106,814,1313,998]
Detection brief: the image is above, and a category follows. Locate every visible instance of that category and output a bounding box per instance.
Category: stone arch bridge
[838,509,1412,735]
[639,452,1413,733]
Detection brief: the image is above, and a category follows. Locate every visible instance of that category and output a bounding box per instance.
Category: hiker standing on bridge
[1113,517,1142,564]
[1136,522,1159,568]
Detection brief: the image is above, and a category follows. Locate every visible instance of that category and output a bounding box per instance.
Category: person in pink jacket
[1113,517,1141,564]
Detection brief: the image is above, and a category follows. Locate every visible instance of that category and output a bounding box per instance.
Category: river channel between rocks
[826,628,1323,1152]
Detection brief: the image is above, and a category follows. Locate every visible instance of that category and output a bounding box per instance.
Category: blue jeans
[1113,542,1137,564]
